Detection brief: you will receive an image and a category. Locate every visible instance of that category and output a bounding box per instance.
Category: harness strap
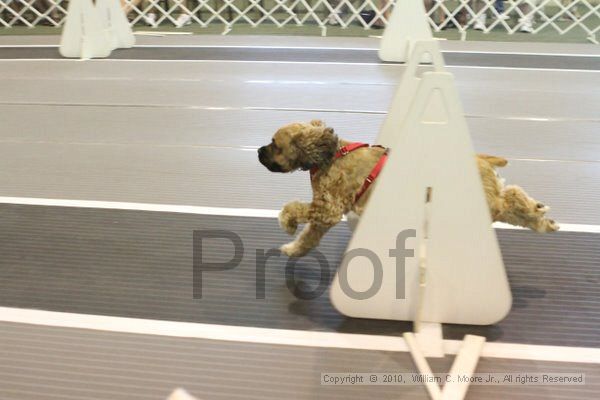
[310,142,369,178]
[335,142,369,158]
[355,149,389,202]
[310,142,389,204]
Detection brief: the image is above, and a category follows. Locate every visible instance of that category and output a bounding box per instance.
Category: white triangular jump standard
[377,40,445,148]
[60,0,135,59]
[330,66,512,327]
[330,41,512,400]
[97,0,136,49]
[379,0,433,63]
[167,388,199,400]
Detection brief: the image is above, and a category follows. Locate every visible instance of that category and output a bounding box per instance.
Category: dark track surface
[1,46,599,70]
[1,204,598,348]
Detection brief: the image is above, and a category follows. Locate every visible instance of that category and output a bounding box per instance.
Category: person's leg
[495,0,510,20]
[176,0,193,27]
[472,0,486,31]
[121,0,144,15]
[561,0,580,20]
[424,0,437,25]
[518,0,540,33]
[326,0,342,25]
[372,0,392,28]
[424,0,433,12]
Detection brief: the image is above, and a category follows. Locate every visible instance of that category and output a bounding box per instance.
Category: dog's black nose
[258,146,266,157]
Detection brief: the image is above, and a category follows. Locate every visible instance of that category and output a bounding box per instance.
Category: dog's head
[258,120,338,173]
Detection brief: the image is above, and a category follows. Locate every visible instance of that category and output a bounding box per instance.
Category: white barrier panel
[59,0,85,58]
[330,70,512,326]
[96,0,135,50]
[96,0,119,50]
[59,0,134,59]
[60,0,111,59]
[377,40,445,148]
[379,0,433,63]
[167,389,199,400]
[107,0,135,49]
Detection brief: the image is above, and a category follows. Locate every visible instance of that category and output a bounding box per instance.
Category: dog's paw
[532,217,559,233]
[540,218,560,233]
[280,242,308,258]
[279,203,301,235]
[279,212,298,235]
[535,202,550,214]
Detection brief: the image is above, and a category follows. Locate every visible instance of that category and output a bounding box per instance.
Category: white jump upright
[59,0,135,59]
[330,45,512,327]
[377,40,445,148]
[98,0,136,49]
[167,389,199,400]
[379,0,433,63]
[330,36,512,399]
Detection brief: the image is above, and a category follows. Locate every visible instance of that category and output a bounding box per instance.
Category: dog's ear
[310,119,325,127]
[293,125,338,170]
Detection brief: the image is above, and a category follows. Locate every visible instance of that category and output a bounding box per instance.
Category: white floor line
[0,44,378,51]
[446,65,600,73]
[1,102,599,123]
[0,196,598,233]
[0,45,59,48]
[0,58,598,73]
[1,44,598,58]
[0,307,598,364]
[442,50,600,58]
[0,196,279,219]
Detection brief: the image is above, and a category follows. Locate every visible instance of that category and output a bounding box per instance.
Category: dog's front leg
[280,197,344,257]
[279,201,310,235]
[280,223,331,258]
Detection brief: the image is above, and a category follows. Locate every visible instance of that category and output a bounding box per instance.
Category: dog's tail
[478,154,508,167]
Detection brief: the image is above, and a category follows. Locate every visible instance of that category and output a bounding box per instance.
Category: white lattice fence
[1,0,598,42]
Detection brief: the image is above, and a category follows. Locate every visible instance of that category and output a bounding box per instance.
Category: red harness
[310,142,389,203]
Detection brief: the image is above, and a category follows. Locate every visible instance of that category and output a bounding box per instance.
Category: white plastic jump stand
[379,0,433,63]
[167,389,199,400]
[59,0,134,59]
[59,0,111,59]
[346,211,360,232]
[330,48,512,399]
[99,0,135,49]
[377,40,445,148]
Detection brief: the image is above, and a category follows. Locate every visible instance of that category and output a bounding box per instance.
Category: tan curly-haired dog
[258,120,559,257]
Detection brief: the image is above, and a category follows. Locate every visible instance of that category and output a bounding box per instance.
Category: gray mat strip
[2,35,599,56]
[2,60,596,94]
[2,78,597,120]
[0,144,592,224]
[1,47,599,70]
[0,204,598,347]
[0,322,597,400]
[1,105,599,162]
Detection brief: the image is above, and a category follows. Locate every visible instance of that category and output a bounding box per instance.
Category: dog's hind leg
[495,185,559,233]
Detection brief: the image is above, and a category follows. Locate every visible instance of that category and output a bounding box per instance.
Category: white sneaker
[143,13,156,27]
[519,17,533,33]
[498,13,510,21]
[327,13,341,26]
[176,14,192,28]
[473,14,486,31]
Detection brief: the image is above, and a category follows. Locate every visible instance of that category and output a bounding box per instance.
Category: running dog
[258,120,559,257]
